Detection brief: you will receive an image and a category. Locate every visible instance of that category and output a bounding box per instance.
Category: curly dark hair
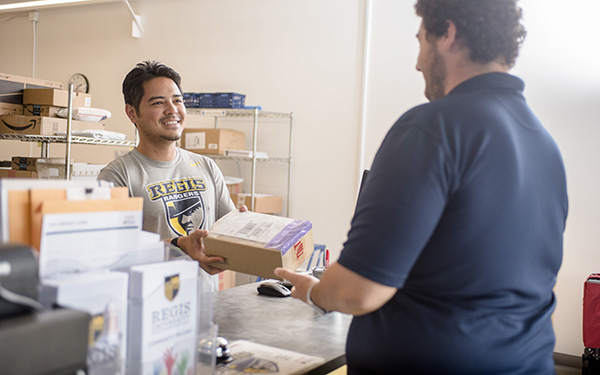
[122,60,182,112]
[415,0,526,68]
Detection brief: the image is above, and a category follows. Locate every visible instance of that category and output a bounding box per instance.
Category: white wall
[514,0,600,356]
[0,0,598,357]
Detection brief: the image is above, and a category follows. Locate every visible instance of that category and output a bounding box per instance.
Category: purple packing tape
[265,220,312,254]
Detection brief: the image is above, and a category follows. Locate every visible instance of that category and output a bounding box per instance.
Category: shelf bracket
[122,0,142,38]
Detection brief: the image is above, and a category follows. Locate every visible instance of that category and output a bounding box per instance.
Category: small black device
[216,336,233,364]
[257,281,291,297]
[0,244,40,319]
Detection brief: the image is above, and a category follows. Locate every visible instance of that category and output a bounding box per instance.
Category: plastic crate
[183,93,199,108]
[183,93,216,108]
[198,93,216,108]
[184,92,246,108]
[214,93,245,108]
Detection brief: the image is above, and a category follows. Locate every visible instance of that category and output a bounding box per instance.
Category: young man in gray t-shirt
[98,61,240,291]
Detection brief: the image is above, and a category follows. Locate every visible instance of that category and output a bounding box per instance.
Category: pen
[325,249,330,268]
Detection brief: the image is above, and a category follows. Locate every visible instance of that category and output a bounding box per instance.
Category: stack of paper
[215,340,325,375]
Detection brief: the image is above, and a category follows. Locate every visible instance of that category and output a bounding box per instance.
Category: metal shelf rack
[1,85,137,179]
[0,134,136,147]
[187,107,294,216]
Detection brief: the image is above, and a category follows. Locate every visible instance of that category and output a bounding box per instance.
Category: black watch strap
[170,237,179,248]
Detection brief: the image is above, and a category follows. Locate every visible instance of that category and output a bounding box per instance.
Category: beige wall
[1,0,598,357]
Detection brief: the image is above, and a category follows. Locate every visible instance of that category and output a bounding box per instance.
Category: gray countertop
[213,282,352,374]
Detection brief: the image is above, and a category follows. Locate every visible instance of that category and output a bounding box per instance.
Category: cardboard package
[182,128,245,155]
[230,193,283,214]
[22,88,92,108]
[0,72,63,104]
[204,210,314,279]
[0,103,24,116]
[0,115,105,135]
[23,104,62,117]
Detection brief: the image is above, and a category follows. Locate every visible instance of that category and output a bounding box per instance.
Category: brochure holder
[168,246,218,374]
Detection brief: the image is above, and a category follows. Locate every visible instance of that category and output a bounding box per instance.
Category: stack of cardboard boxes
[0,72,104,135]
[0,72,107,179]
[181,127,284,214]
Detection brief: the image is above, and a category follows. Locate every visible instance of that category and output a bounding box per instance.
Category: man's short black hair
[415,0,526,68]
[122,60,182,112]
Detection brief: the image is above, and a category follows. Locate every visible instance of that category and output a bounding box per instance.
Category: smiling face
[126,76,186,146]
[416,21,447,101]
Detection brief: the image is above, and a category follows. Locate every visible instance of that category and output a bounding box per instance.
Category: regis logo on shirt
[146,178,207,236]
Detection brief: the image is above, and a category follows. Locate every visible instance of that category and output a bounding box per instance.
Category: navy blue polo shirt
[337,73,568,374]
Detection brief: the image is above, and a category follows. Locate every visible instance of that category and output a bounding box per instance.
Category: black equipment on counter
[0,244,41,319]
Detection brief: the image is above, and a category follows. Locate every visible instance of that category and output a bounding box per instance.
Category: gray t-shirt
[98,148,235,290]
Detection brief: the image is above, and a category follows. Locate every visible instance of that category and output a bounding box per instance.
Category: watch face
[68,73,89,93]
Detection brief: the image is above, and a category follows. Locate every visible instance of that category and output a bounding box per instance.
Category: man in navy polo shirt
[276,0,568,374]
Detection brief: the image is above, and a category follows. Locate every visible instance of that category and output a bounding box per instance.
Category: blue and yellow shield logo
[88,313,105,347]
[165,274,180,301]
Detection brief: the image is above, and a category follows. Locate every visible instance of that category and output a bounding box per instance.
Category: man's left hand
[178,229,225,275]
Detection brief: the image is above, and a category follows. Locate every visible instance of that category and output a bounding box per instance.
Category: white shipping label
[210,211,293,245]
[185,132,206,149]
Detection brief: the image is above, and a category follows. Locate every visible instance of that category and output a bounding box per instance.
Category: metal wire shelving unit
[187,107,294,216]
[1,85,137,179]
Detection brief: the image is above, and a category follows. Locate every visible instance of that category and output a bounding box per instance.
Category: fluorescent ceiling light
[0,0,116,12]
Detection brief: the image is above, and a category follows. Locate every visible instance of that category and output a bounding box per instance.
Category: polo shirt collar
[447,72,524,97]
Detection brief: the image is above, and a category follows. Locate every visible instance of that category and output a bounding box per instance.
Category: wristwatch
[306,283,327,314]
[170,237,179,248]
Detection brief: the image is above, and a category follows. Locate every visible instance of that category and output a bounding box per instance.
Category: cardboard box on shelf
[36,161,106,180]
[11,157,74,171]
[0,72,63,104]
[22,88,92,108]
[218,270,237,290]
[23,104,62,117]
[224,176,243,195]
[230,193,283,214]
[0,168,37,178]
[0,115,105,135]
[204,210,314,279]
[0,103,24,116]
[182,128,245,155]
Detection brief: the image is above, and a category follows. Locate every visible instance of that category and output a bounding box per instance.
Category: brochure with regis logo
[126,259,199,375]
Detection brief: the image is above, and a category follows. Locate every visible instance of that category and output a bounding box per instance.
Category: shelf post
[65,84,73,180]
[287,112,294,217]
[250,107,259,212]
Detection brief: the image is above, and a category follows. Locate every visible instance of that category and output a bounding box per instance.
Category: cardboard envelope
[29,186,131,251]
